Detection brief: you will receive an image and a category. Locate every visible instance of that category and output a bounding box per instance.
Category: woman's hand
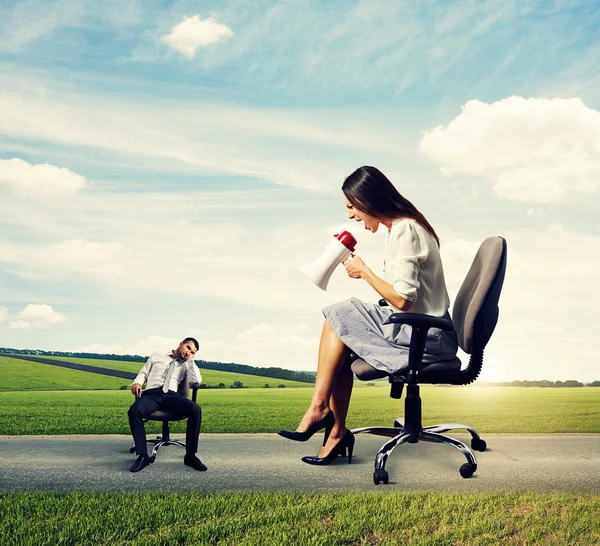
[343,255,369,279]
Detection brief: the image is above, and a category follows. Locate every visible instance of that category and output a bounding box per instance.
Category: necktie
[162,359,177,393]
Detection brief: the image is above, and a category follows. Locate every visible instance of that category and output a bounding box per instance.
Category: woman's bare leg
[319,360,353,457]
[296,319,351,433]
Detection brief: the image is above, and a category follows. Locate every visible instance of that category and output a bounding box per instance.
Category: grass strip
[0,491,598,545]
[1,386,599,435]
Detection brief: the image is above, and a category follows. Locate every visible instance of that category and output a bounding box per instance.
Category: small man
[127,337,206,473]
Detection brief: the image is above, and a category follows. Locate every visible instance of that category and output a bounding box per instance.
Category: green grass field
[0,355,127,391]
[1,384,598,435]
[1,355,309,390]
[0,491,598,545]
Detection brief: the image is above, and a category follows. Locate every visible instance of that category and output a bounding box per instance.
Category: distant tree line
[0,347,316,384]
[480,380,600,387]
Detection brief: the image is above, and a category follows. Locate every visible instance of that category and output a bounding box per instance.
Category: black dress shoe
[277,411,335,443]
[301,430,355,466]
[130,454,153,472]
[184,454,208,471]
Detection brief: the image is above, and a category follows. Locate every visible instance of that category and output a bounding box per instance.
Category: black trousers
[127,388,202,457]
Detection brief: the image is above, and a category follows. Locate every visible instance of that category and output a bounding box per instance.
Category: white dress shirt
[383,218,451,317]
[132,352,202,392]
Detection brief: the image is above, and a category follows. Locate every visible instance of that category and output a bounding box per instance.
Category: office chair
[351,236,507,484]
[129,378,200,460]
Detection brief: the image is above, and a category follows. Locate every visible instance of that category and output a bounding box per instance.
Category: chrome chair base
[148,436,186,457]
[129,436,187,457]
[352,422,485,484]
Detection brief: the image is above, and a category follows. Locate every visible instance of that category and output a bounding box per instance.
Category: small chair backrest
[178,375,190,398]
[452,236,507,355]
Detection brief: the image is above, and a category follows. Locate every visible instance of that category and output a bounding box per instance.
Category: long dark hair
[342,166,440,247]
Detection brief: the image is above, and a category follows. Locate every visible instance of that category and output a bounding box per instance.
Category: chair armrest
[387,313,454,379]
[388,312,454,331]
[189,382,200,402]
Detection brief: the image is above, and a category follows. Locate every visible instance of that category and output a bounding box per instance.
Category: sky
[1,0,600,382]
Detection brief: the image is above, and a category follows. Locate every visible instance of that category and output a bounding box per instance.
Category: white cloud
[0,158,87,197]
[0,307,6,323]
[78,343,125,354]
[9,320,32,331]
[527,207,549,218]
[0,238,127,282]
[161,15,233,58]
[19,304,65,324]
[189,322,319,371]
[13,304,66,330]
[420,96,600,204]
[37,239,127,280]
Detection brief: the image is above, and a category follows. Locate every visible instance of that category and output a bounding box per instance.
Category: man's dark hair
[182,337,199,351]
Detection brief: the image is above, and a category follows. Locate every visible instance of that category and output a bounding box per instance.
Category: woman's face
[344,195,381,233]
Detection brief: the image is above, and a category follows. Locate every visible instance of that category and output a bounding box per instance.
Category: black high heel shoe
[301,430,355,466]
[277,411,335,444]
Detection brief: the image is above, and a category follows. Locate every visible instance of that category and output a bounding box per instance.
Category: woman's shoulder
[390,217,422,238]
[389,218,433,250]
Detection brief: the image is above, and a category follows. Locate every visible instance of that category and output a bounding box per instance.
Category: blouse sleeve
[388,221,429,302]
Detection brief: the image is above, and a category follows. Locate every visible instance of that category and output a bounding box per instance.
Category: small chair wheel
[373,469,389,485]
[471,438,487,452]
[129,447,136,454]
[460,463,476,478]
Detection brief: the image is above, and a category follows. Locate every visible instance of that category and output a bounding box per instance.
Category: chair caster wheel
[129,447,136,454]
[460,463,476,478]
[471,438,487,452]
[373,469,389,485]
[149,456,156,463]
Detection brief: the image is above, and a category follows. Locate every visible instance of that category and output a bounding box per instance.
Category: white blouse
[383,218,450,317]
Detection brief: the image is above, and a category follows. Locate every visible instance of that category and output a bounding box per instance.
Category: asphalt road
[0,433,598,493]
[6,354,137,380]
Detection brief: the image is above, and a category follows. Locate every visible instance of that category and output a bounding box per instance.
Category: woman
[278,166,458,465]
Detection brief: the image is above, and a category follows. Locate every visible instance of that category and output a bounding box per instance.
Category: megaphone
[301,231,357,291]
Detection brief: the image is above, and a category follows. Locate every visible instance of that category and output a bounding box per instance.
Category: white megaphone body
[301,231,357,291]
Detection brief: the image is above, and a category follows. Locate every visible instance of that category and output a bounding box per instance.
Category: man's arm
[186,360,203,385]
[130,354,154,397]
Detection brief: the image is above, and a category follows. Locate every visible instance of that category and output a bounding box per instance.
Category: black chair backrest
[452,236,507,355]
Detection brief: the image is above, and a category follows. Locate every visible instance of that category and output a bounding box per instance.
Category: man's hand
[343,255,368,279]
[131,383,143,398]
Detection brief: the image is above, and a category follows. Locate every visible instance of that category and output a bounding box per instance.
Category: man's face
[176,340,197,361]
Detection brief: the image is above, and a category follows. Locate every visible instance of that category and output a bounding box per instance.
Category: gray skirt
[323,297,458,375]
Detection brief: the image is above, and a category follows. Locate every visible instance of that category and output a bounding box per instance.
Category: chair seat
[351,357,462,383]
[146,411,187,421]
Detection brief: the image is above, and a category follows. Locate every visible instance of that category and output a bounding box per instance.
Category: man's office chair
[129,377,200,460]
[351,236,507,485]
